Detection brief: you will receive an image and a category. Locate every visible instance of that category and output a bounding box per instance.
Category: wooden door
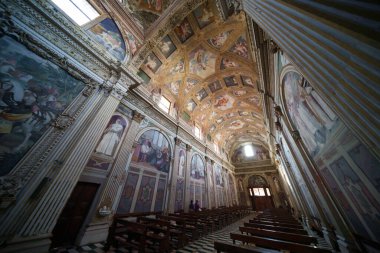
[51,182,99,247]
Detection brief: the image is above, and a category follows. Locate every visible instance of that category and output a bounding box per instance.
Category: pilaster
[166,137,182,213]
[183,144,192,212]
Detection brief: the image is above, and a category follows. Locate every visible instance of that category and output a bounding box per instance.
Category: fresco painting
[134,175,156,212]
[143,53,162,73]
[189,46,216,78]
[247,95,260,105]
[158,35,176,58]
[154,178,166,211]
[208,80,222,93]
[241,76,255,88]
[95,115,128,156]
[220,58,240,69]
[126,31,141,56]
[226,112,236,118]
[170,59,185,74]
[88,18,127,61]
[214,164,223,186]
[196,88,208,101]
[193,4,215,28]
[132,130,171,173]
[210,124,216,132]
[186,99,197,112]
[190,154,205,180]
[208,31,231,48]
[174,18,194,43]
[216,117,224,124]
[283,71,339,157]
[166,80,181,96]
[320,167,369,237]
[348,144,380,192]
[224,75,238,87]
[214,94,235,111]
[229,36,249,59]
[175,178,185,211]
[0,36,85,176]
[178,149,186,177]
[231,144,270,163]
[229,120,244,130]
[185,78,199,93]
[233,90,247,96]
[135,0,163,14]
[117,173,139,214]
[330,157,380,237]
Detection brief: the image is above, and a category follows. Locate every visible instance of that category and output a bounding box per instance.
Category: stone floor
[51,212,331,253]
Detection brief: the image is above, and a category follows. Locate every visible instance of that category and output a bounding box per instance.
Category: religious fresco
[233,90,247,96]
[226,112,237,118]
[95,115,128,156]
[196,88,208,101]
[208,80,222,93]
[154,178,166,211]
[283,71,339,157]
[190,154,205,180]
[0,36,85,176]
[185,78,199,93]
[135,0,163,14]
[131,130,171,173]
[166,80,181,96]
[178,149,186,177]
[210,124,216,132]
[158,35,176,58]
[174,18,194,43]
[238,111,250,116]
[220,58,240,69]
[193,4,215,28]
[126,31,141,56]
[186,99,197,112]
[216,117,224,124]
[170,59,185,74]
[248,175,268,187]
[229,36,249,59]
[231,144,270,164]
[241,76,255,88]
[330,157,380,236]
[88,18,127,62]
[134,175,156,212]
[214,94,235,111]
[214,164,224,186]
[189,46,217,78]
[247,95,260,105]
[208,31,231,49]
[143,53,162,73]
[175,178,185,211]
[224,75,239,87]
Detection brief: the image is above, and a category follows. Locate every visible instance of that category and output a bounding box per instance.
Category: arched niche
[190,153,205,180]
[248,175,268,188]
[131,129,172,173]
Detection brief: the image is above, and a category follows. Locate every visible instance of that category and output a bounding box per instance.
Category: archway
[248,175,274,211]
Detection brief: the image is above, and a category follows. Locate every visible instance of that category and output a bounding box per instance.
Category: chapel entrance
[248,175,274,211]
[51,182,99,247]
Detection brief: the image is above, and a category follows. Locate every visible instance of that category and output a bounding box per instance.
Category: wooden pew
[158,214,199,241]
[244,222,308,235]
[239,226,318,245]
[254,217,300,225]
[230,233,331,253]
[214,241,280,253]
[249,219,304,229]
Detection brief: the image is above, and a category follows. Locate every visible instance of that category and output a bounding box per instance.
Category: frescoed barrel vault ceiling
[134,2,267,161]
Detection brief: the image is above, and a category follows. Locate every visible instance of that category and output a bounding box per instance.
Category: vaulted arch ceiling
[133,1,267,160]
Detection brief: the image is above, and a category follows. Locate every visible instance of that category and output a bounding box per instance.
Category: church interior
[0,0,379,252]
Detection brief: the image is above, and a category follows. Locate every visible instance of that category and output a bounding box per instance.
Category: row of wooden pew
[214,208,331,253]
[105,206,251,252]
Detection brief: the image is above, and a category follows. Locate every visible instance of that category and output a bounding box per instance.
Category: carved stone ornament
[291,130,302,141]
[82,79,99,97]
[132,110,145,123]
[0,176,22,209]
[275,121,283,132]
[52,113,75,130]
[274,106,283,118]
[186,144,192,152]
[270,40,280,54]
[175,137,182,146]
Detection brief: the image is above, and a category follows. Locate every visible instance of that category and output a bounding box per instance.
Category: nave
[52,208,332,253]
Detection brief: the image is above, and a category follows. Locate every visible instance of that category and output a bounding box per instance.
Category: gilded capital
[132,111,145,123]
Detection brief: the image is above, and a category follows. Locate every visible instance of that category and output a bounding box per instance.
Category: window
[214,142,219,154]
[244,145,254,157]
[194,125,201,139]
[266,188,271,196]
[253,187,266,196]
[158,96,170,113]
[52,0,100,25]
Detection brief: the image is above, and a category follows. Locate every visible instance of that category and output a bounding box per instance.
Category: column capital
[174,137,182,146]
[291,130,301,141]
[204,156,210,162]
[132,111,145,123]
[186,144,192,152]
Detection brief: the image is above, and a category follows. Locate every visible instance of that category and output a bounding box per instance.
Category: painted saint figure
[96,118,124,156]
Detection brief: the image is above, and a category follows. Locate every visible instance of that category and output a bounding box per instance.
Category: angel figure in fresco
[96,118,124,156]
[176,21,192,41]
[198,7,214,23]
[234,40,248,57]
[145,55,158,73]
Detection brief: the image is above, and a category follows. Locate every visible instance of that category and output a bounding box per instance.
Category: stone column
[79,111,145,245]
[166,137,182,213]
[204,157,211,209]
[211,160,217,207]
[183,144,192,212]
